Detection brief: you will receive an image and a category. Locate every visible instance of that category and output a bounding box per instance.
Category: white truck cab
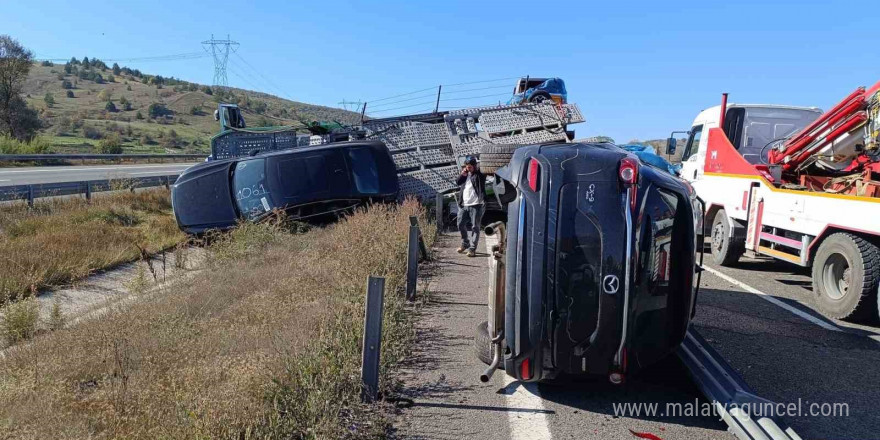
[669,99,880,322]
[679,104,822,182]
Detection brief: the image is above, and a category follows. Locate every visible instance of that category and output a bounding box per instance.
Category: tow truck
[668,82,880,321]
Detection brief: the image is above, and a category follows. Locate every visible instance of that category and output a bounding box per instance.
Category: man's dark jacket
[456,168,486,207]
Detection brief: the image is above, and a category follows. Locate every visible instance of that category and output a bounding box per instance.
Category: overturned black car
[478,141,703,384]
[171,141,399,234]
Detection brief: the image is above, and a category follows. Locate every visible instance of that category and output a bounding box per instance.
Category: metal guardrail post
[84,181,91,201]
[435,193,444,230]
[360,276,385,403]
[409,216,428,260]
[406,221,420,301]
[26,185,34,208]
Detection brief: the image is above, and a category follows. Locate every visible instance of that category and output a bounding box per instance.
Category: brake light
[528,158,540,192]
[620,157,639,209]
[619,157,638,185]
[520,358,532,380]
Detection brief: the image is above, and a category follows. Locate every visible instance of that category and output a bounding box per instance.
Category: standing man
[456,156,486,257]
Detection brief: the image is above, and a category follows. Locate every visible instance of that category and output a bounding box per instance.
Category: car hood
[171,160,238,232]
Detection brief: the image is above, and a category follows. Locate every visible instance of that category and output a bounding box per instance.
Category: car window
[682,125,703,161]
[348,147,380,194]
[232,159,273,220]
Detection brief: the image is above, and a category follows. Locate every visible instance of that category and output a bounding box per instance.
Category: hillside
[20,59,359,154]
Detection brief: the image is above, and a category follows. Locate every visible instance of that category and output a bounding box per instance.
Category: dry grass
[0,199,435,439]
[0,189,184,302]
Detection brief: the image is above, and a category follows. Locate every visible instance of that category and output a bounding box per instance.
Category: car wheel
[480,144,520,174]
[528,92,552,104]
[812,232,880,321]
[474,321,495,366]
[710,209,744,266]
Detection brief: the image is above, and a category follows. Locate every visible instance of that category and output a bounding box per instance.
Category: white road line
[703,266,841,332]
[0,165,191,174]
[126,171,184,175]
[483,234,553,439]
[503,376,553,440]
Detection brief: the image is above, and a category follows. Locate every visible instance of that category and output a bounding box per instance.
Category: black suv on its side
[480,141,702,384]
[171,141,399,234]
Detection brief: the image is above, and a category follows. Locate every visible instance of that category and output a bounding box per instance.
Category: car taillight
[520,358,532,380]
[619,157,638,185]
[619,157,638,209]
[528,158,540,192]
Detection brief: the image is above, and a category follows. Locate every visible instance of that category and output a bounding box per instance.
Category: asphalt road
[0,163,196,186]
[397,234,880,440]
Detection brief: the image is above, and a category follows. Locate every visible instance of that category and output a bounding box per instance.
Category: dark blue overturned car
[171,141,399,234]
[478,141,703,384]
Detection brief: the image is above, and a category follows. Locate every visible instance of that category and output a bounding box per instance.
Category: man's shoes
[457,245,468,254]
[466,249,476,257]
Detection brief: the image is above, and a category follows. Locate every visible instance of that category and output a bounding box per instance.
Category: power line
[439,84,511,95]
[368,100,439,114]
[367,92,438,109]
[442,75,523,87]
[364,86,439,104]
[36,52,209,63]
[439,92,510,102]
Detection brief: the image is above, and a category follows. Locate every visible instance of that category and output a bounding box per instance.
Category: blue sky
[4,0,879,142]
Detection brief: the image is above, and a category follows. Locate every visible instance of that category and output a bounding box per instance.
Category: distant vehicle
[171,141,399,234]
[508,77,568,105]
[477,141,702,384]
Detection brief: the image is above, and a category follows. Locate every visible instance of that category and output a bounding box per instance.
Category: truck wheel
[474,321,494,366]
[528,92,552,104]
[480,144,520,174]
[812,233,880,321]
[710,209,744,266]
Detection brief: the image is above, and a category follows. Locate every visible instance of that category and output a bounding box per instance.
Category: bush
[112,62,121,75]
[40,60,53,66]
[190,105,201,115]
[66,90,74,98]
[97,89,111,102]
[82,125,102,140]
[105,101,117,112]
[98,133,123,154]
[107,74,115,83]
[1,296,39,345]
[43,93,54,108]
[136,111,144,120]
[0,136,53,154]
[147,103,170,118]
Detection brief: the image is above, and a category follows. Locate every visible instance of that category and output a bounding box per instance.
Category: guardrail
[0,175,180,206]
[0,154,205,163]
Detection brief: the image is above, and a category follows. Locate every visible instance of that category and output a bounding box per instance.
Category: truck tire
[812,233,880,321]
[474,321,494,366]
[480,144,520,174]
[710,209,744,266]
[528,92,552,104]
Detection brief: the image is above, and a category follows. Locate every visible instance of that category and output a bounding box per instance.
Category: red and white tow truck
[669,81,880,321]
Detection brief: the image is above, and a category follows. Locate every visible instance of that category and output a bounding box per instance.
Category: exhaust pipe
[480,331,504,382]
[484,221,504,236]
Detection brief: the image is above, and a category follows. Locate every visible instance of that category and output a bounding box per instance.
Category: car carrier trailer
[669,82,880,321]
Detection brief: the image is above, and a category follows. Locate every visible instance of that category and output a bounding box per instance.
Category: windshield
[349,147,380,194]
[232,159,274,220]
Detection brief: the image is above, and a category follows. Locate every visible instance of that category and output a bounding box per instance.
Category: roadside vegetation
[0,189,183,302]
[0,200,434,439]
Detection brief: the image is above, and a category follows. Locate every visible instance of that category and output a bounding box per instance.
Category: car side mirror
[666,137,677,155]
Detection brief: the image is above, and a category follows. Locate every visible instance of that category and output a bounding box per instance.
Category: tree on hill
[43,93,54,108]
[63,63,72,74]
[0,35,41,141]
[82,57,90,68]
[105,101,117,112]
[61,79,73,89]
[66,90,74,98]
[97,89,112,102]
[148,103,170,118]
[112,63,121,75]
[69,57,79,65]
